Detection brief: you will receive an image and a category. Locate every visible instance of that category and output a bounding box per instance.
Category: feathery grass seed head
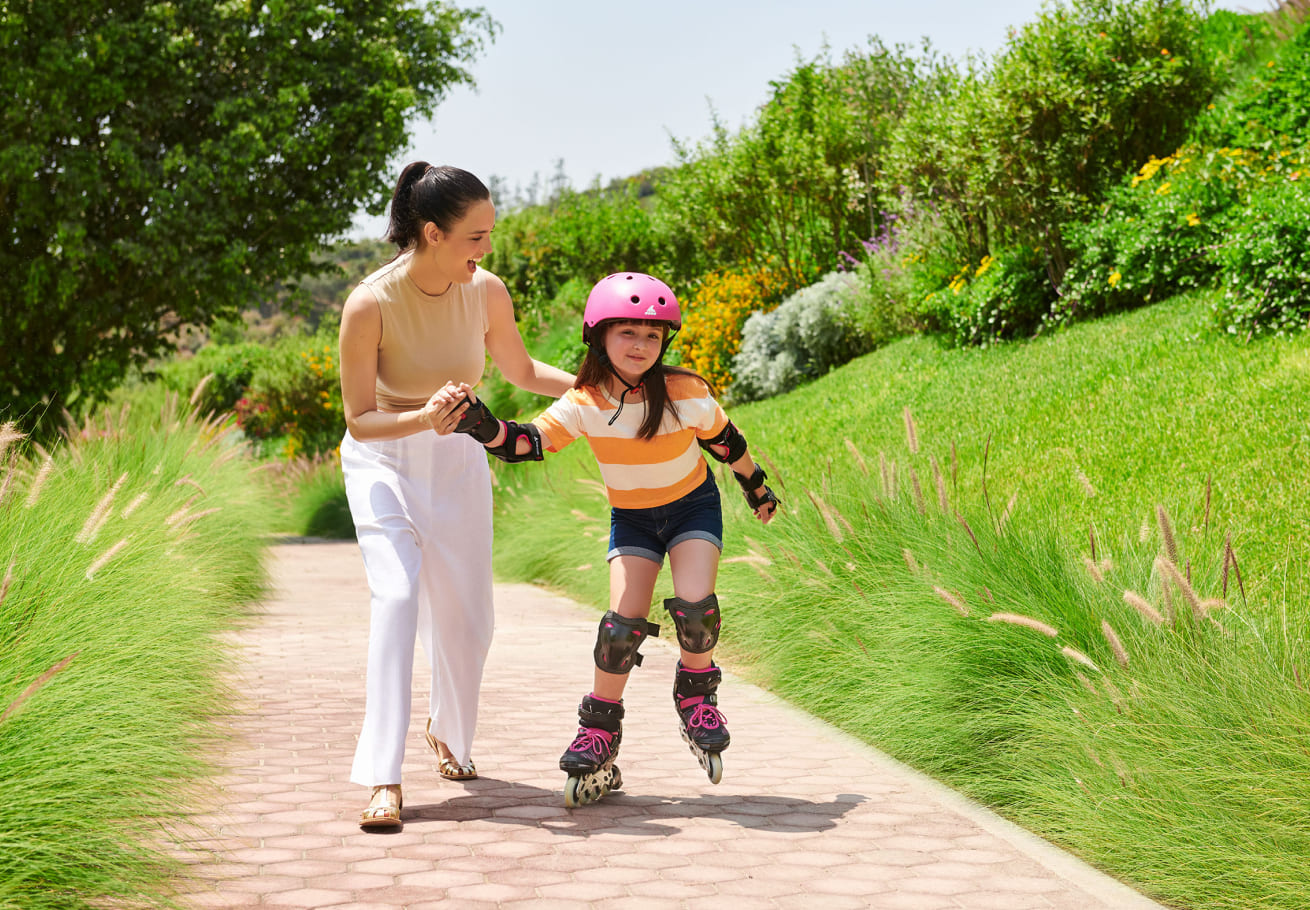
[0,560,13,607]
[1157,555,1203,619]
[932,456,947,512]
[1062,646,1100,672]
[1,653,78,724]
[1123,590,1164,625]
[903,548,919,574]
[24,456,54,508]
[988,612,1058,637]
[844,438,869,477]
[1156,504,1179,565]
[77,472,128,544]
[86,538,130,580]
[934,585,969,616]
[903,406,919,454]
[1101,620,1129,668]
[1083,557,1105,584]
[805,489,845,543]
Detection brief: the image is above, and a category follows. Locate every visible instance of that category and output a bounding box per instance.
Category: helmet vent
[630,295,640,303]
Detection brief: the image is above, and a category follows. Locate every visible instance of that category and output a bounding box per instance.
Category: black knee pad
[663,594,721,654]
[593,611,660,674]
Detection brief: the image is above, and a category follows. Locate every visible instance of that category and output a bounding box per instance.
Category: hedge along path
[174,539,1167,909]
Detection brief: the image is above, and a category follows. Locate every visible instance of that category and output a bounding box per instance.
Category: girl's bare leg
[591,555,661,700]
[667,539,721,669]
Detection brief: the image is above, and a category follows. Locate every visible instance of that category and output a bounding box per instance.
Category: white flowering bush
[729,271,871,402]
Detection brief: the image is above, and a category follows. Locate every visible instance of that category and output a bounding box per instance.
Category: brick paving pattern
[175,539,1165,909]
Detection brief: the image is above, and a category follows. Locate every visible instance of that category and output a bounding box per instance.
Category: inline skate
[673,663,729,783]
[560,694,624,807]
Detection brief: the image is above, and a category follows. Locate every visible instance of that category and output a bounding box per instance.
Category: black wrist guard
[486,420,544,463]
[453,396,501,445]
[734,465,779,513]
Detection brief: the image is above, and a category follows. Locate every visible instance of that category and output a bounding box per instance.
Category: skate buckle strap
[569,726,614,752]
[686,703,726,730]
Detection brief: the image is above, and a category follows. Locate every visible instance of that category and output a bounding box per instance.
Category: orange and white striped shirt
[533,374,730,510]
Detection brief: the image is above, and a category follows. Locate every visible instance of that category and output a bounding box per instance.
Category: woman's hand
[421,382,472,435]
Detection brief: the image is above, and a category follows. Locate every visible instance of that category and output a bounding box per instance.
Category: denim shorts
[607,472,723,564]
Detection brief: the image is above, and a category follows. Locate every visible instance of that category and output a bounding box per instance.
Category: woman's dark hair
[385,162,490,251]
[575,320,716,441]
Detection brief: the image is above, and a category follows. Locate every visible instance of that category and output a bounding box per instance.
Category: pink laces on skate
[686,703,726,730]
[569,727,614,752]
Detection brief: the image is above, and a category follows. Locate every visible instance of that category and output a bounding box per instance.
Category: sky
[350,0,1251,238]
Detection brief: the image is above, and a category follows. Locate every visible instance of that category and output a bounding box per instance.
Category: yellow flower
[975,255,995,278]
[1186,213,1201,227]
[1155,181,1171,196]
[1109,270,1122,288]
[1160,48,1170,56]
[1267,60,1276,68]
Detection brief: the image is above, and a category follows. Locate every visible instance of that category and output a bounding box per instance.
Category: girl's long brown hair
[576,320,716,441]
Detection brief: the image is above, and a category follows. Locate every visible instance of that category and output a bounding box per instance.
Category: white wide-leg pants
[340,429,494,787]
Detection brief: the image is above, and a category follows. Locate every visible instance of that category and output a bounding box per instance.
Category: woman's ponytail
[384,162,490,253]
[385,161,432,250]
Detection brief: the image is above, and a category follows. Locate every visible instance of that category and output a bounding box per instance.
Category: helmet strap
[595,346,651,427]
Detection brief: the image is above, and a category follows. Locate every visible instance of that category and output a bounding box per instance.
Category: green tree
[488,177,662,329]
[1,0,494,432]
[657,53,868,290]
[982,0,1219,284]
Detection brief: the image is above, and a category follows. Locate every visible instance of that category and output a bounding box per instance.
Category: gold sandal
[359,784,402,829]
[426,719,478,780]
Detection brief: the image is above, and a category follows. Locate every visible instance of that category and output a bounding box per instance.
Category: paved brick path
[175,539,1165,909]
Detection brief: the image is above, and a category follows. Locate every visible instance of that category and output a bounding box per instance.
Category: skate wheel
[564,775,584,808]
[610,766,623,792]
[706,752,723,785]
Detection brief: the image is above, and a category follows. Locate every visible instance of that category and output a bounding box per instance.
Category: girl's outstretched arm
[728,452,779,524]
[448,384,548,462]
[698,419,780,523]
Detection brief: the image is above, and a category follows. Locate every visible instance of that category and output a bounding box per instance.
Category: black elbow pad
[698,421,748,463]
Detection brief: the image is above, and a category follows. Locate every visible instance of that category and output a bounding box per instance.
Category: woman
[338,162,573,829]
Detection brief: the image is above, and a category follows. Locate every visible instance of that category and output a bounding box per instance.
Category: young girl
[447,271,778,806]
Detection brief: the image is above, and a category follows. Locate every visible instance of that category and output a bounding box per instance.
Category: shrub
[161,342,272,415]
[474,278,590,421]
[1058,143,1303,326]
[880,57,999,269]
[673,264,793,392]
[236,329,343,458]
[1196,18,1310,150]
[657,54,870,290]
[845,195,979,342]
[923,245,1056,346]
[1211,172,1310,337]
[488,180,663,330]
[731,271,872,402]
[981,0,1221,280]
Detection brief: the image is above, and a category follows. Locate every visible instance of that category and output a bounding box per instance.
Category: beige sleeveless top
[359,252,490,411]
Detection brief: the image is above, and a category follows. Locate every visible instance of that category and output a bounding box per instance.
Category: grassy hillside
[489,288,1310,910]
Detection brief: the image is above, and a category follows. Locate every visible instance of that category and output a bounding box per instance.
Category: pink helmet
[582,272,681,344]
